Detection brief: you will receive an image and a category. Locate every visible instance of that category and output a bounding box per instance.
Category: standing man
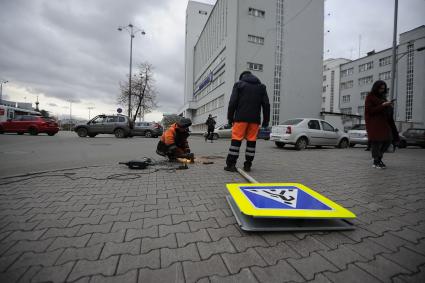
[224,71,270,172]
[205,114,216,142]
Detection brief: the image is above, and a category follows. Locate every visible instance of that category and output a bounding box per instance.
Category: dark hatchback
[399,128,425,148]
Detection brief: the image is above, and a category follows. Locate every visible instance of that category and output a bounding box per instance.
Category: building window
[198,10,208,15]
[406,44,414,121]
[322,86,326,93]
[340,107,352,114]
[340,80,353,90]
[359,61,373,72]
[357,106,365,115]
[248,62,263,71]
[342,95,350,103]
[379,56,392,67]
[360,92,368,100]
[248,7,265,18]
[379,71,391,81]
[323,75,326,81]
[248,34,264,45]
[340,68,353,78]
[359,75,373,86]
[322,97,326,103]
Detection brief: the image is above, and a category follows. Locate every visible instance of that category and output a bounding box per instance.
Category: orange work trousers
[231,122,259,141]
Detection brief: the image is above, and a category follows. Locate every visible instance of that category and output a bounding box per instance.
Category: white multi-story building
[181,0,324,132]
[322,58,351,113]
[338,26,425,129]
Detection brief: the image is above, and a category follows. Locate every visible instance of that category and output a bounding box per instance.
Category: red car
[0,115,59,136]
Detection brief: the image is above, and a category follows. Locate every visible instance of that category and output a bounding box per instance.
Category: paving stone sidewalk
[0,147,424,283]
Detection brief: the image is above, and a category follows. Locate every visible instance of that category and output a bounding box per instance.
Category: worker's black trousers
[226,139,256,166]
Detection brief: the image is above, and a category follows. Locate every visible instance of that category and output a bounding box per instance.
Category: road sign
[227,183,356,219]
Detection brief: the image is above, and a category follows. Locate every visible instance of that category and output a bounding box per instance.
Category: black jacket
[227,74,270,125]
[205,117,216,130]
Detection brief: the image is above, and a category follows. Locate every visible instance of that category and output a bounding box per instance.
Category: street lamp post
[118,23,146,119]
[0,80,9,103]
[87,106,94,120]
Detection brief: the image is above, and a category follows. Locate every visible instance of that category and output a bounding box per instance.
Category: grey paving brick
[382,246,425,273]
[54,204,85,213]
[109,201,134,209]
[176,229,211,247]
[209,268,258,283]
[4,238,54,256]
[36,218,71,229]
[3,229,46,242]
[91,269,138,283]
[344,238,392,260]
[390,227,425,243]
[143,215,172,229]
[77,223,113,236]
[48,234,91,251]
[160,243,200,268]
[40,226,80,239]
[341,226,380,242]
[229,235,268,252]
[356,254,410,282]
[285,236,330,257]
[222,248,266,274]
[87,230,126,246]
[31,261,74,283]
[111,219,143,232]
[182,204,209,214]
[312,232,356,249]
[260,233,299,245]
[125,226,158,242]
[207,225,242,241]
[159,222,190,237]
[18,265,43,282]
[82,203,109,211]
[119,205,145,215]
[255,242,301,265]
[183,254,229,283]
[369,232,412,252]
[129,210,158,221]
[251,259,304,283]
[1,221,40,232]
[100,239,141,259]
[172,212,200,224]
[56,244,103,265]
[0,266,27,283]
[197,238,236,260]
[138,262,184,283]
[318,245,368,269]
[100,213,131,224]
[198,209,226,221]
[61,210,93,219]
[67,255,119,282]
[324,263,381,283]
[405,238,425,256]
[287,252,339,281]
[10,249,63,270]
[392,265,425,283]
[68,216,102,227]
[91,208,120,217]
[157,207,184,217]
[0,252,21,272]
[117,249,160,274]
[141,233,177,253]
[188,218,220,232]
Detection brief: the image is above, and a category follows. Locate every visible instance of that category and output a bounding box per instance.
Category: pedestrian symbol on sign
[245,188,298,208]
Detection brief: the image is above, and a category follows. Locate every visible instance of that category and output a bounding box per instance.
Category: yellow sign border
[227,183,356,219]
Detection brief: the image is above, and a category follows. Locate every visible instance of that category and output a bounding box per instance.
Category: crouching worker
[156,118,193,161]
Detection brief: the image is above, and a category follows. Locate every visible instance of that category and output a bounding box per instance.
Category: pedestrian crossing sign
[226,183,356,219]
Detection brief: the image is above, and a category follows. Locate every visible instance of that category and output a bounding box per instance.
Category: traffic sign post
[226,183,356,231]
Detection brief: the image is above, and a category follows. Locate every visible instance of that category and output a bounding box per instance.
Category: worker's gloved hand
[185,148,191,153]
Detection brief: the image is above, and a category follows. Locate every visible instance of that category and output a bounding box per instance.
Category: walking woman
[365,80,393,169]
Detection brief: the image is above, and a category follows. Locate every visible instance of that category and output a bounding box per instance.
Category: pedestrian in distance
[156,118,193,161]
[365,80,394,169]
[205,114,216,143]
[224,70,270,172]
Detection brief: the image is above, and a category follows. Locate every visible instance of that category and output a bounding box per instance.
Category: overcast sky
[0,0,424,121]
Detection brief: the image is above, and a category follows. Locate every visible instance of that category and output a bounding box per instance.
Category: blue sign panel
[241,186,332,210]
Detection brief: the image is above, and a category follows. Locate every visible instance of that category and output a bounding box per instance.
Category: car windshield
[351,124,366,130]
[282,119,303,125]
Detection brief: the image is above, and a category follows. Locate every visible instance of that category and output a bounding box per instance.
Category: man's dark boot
[224,164,237,172]
[243,161,252,172]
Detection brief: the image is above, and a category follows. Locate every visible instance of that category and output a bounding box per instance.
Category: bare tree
[118,62,157,122]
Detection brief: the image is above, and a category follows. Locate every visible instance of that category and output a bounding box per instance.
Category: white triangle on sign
[245,188,298,208]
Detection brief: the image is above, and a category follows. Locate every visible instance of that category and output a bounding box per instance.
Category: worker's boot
[243,161,252,172]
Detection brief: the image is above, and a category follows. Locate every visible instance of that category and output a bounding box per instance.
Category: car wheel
[338,138,349,148]
[295,137,308,150]
[48,133,56,136]
[29,127,38,136]
[264,137,270,140]
[17,132,24,135]
[399,140,407,148]
[88,134,96,138]
[77,128,88,137]
[145,131,153,138]
[349,143,355,147]
[0,127,3,134]
[275,141,285,148]
[114,128,125,138]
